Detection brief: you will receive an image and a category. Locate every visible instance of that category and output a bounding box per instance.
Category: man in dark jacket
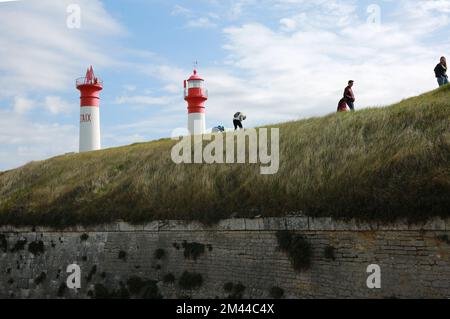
[344,80,355,111]
[434,56,448,87]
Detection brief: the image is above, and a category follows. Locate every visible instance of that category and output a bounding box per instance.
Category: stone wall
[0,217,449,299]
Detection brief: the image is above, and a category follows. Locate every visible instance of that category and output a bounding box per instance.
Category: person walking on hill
[434,56,448,87]
[343,80,356,111]
[233,112,246,130]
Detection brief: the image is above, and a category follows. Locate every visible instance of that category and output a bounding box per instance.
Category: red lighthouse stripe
[80,96,100,107]
[77,83,103,107]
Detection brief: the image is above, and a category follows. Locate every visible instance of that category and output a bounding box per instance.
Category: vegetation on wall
[436,234,450,244]
[57,283,66,297]
[126,276,162,299]
[225,282,246,299]
[223,282,234,293]
[276,231,312,271]
[118,250,127,261]
[11,238,27,252]
[269,286,284,299]
[324,245,336,261]
[163,273,176,284]
[0,234,6,252]
[34,272,46,285]
[154,248,166,260]
[179,271,203,290]
[182,241,206,260]
[86,265,97,282]
[28,240,45,256]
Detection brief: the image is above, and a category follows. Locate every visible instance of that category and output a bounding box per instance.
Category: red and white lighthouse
[76,66,103,152]
[184,69,208,135]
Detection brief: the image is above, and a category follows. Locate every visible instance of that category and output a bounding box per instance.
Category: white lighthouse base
[79,106,101,152]
[188,113,206,135]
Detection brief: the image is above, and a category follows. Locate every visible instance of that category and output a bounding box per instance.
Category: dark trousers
[233,120,243,130]
[437,76,449,87]
[346,101,355,111]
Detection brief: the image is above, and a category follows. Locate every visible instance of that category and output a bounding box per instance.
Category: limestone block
[216,218,246,231]
[262,218,286,231]
[186,221,205,231]
[421,218,446,231]
[143,221,159,232]
[245,218,264,231]
[308,217,333,231]
[158,220,187,231]
[285,217,308,230]
[118,222,136,232]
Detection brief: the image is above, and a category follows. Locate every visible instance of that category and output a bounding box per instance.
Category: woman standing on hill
[434,56,448,87]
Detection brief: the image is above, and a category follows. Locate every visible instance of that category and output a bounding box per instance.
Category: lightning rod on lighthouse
[76,66,103,152]
[184,68,208,135]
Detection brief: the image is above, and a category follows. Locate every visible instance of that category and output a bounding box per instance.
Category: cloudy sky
[0,0,449,171]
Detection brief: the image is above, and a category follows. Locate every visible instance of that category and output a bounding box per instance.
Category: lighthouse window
[188,80,203,88]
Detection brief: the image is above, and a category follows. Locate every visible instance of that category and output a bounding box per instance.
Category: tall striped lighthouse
[184,69,208,135]
[76,66,103,152]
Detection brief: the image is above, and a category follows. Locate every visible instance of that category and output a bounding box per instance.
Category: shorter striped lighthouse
[76,66,103,152]
[184,69,208,135]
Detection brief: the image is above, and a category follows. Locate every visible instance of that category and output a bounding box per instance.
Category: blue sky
[1,0,450,170]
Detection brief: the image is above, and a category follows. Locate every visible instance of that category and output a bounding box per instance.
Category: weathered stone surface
[143,222,159,232]
[216,218,246,231]
[377,219,410,231]
[245,218,264,231]
[0,217,449,299]
[285,217,308,230]
[262,217,286,231]
[308,217,334,231]
[421,218,447,231]
[158,220,186,231]
[118,222,139,232]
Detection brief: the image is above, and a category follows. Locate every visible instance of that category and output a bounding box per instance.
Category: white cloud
[186,17,217,28]
[44,96,75,115]
[215,21,444,123]
[114,95,175,106]
[13,96,35,114]
[0,109,77,170]
[279,18,297,32]
[0,0,124,98]
[171,4,192,17]
[171,4,218,29]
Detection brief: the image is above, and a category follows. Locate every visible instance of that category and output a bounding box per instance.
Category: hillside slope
[1,86,449,227]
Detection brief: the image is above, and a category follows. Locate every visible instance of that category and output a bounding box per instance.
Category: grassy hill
[1,86,449,227]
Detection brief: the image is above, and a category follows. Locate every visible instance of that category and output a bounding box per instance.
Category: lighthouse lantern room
[184,69,208,135]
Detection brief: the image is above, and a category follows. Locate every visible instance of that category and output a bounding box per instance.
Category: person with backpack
[434,56,448,87]
[337,98,348,112]
[343,80,356,111]
[212,125,225,133]
[233,112,246,130]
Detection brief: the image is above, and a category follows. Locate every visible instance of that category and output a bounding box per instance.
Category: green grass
[0,86,449,227]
